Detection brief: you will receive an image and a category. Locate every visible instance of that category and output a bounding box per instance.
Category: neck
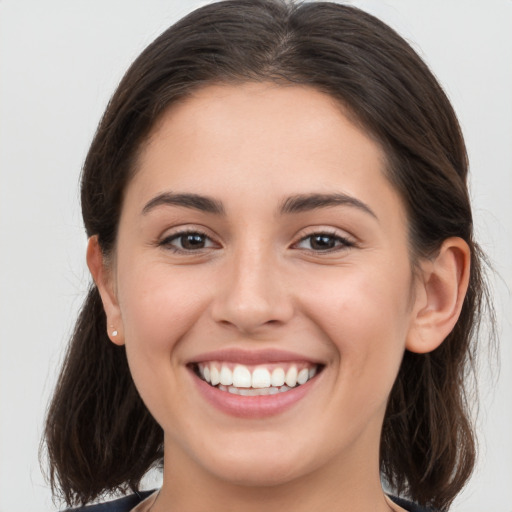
[154,436,400,512]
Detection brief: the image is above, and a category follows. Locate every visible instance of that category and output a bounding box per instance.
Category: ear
[86,236,125,346]
[406,237,470,354]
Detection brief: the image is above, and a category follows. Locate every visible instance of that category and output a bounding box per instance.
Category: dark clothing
[391,495,437,511]
[65,491,435,511]
[63,492,153,512]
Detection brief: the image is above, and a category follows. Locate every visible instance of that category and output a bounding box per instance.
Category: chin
[193,438,319,488]
[211,460,307,488]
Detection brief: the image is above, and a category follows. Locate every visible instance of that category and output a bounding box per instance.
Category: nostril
[210,275,294,333]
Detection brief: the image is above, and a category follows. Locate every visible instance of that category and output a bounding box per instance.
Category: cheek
[116,261,210,370]
[299,264,412,386]
[302,262,412,333]
[115,262,213,424]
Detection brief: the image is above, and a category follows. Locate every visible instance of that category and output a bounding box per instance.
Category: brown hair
[43,1,492,509]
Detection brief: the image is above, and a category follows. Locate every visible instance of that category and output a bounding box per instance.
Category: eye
[160,231,217,252]
[295,232,354,252]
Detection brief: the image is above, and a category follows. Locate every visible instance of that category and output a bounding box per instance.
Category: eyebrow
[141,191,376,219]
[279,193,377,219]
[142,192,225,215]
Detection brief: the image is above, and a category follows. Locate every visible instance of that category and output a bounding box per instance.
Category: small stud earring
[112,330,118,337]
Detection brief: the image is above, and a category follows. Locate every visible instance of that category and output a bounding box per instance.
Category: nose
[211,244,294,334]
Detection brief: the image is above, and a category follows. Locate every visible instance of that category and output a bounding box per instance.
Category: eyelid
[155,225,356,254]
[157,223,216,241]
[157,226,221,253]
[291,227,357,252]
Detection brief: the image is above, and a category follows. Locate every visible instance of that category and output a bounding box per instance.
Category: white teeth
[220,365,233,386]
[271,367,285,387]
[252,367,271,388]
[234,386,286,396]
[210,366,220,386]
[297,368,309,385]
[233,365,252,388]
[197,362,320,392]
[285,366,298,387]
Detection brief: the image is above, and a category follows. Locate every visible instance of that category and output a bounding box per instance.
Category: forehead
[141,82,378,163]
[127,82,404,225]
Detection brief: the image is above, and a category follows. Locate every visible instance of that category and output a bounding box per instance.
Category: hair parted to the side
[43,1,493,510]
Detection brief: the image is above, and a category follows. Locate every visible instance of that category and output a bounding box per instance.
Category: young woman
[44,1,491,511]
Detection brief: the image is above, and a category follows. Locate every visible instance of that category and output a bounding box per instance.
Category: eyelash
[158,230,215,253]
[294,231,355,252]
[158,229,355,254]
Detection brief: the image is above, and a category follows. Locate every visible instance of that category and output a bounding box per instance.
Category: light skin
[88,83,470,512]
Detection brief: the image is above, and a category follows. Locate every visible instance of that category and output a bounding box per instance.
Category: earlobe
[406,237,470,354]
[86,236,125,346]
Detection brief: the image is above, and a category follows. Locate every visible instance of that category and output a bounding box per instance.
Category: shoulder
[389,495,438,512]
[64,492,434,512]
[62,491,154,512]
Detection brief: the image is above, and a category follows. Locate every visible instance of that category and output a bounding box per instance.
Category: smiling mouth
[191,361,322,396]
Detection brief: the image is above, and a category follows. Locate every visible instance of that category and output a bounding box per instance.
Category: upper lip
[189,348,324,365]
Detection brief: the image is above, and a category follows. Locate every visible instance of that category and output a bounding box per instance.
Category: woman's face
[107,83,422,486]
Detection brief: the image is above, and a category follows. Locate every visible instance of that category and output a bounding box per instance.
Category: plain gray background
[0,1,511,511]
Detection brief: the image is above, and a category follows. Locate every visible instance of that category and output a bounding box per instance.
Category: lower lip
[191,370,319,419]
